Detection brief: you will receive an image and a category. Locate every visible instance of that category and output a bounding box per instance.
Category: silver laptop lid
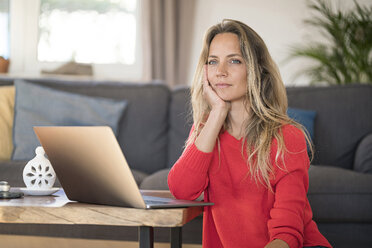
[34,126,146,209]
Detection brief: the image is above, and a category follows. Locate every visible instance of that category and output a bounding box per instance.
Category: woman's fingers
[201,65,231,115]
[203,64,209,85]
[202,64,212,100]
[202,64,209,94]
[202,64,228,111]
[202,64,216,98]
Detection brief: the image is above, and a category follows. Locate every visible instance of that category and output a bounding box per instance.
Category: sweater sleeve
[267,125,310,248]
[167,127,214,201]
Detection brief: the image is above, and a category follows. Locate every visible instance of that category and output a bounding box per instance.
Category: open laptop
[34,126,213,209]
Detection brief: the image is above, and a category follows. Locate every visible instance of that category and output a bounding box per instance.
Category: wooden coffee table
[0,189,203,248]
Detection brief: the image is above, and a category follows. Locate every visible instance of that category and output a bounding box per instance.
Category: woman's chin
[216,90,245,103]
[218,94,235,103]
[219,95,246,104]
[216,92,230,102]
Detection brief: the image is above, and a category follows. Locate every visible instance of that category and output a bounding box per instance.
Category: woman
[168,19,332,248]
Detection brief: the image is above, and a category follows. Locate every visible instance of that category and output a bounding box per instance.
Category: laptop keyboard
[142,195,173,205]
[145,200,170,205]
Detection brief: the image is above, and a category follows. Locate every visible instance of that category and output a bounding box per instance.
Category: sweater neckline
[222,130,244,143]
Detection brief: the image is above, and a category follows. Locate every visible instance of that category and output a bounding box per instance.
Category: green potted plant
[288,0,372,85]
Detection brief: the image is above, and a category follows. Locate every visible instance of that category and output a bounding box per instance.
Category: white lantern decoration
[23,146,56,189]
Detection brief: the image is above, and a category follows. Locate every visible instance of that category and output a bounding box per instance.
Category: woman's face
[207,32,248,103]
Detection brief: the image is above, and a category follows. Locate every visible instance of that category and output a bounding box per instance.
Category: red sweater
[168,125,332,248]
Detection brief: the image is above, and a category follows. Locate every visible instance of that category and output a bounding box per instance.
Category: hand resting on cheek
[202,64,231,115]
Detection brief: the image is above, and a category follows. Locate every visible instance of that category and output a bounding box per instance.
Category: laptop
[34,126,213,209]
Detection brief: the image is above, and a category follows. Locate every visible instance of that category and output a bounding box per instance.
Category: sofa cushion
[0,85,15,160]
[131,169,149,186]
[12,80,128,160]
[308,165,372,222]
[354,133,372,173]
[141,165,372,223]
[287,107,316,140]
[140,168,170,190]
[23,79,170,174]
[287,85,372,169]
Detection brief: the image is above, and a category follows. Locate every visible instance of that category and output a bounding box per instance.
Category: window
[38,0,137,65]
[0,0,10,59]
[9,0,143,80]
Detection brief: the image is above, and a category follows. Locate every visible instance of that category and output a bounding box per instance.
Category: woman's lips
[215,83,231,89]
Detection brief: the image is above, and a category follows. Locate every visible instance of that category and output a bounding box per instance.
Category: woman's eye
[230,59,241,64]
[208,60,217,65]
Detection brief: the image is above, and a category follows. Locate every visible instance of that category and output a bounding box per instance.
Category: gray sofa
[0,78,371,248]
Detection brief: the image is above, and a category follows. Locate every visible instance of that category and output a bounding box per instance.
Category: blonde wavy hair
[187,19,313,190]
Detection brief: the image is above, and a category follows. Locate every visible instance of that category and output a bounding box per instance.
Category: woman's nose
[216,62,228,77]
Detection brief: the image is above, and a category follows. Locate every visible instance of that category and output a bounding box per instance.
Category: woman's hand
[264,239,290,248]
[203,65,231,115]
[193,65,231,153]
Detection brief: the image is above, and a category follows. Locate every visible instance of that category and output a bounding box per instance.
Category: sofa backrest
[5,78,371,172]
[9,79,170,174]
[287,85,372,169]
[167,87,192,168]
[168,85,372,170]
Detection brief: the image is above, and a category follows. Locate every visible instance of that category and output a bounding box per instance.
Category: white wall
[187,0,371,86]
